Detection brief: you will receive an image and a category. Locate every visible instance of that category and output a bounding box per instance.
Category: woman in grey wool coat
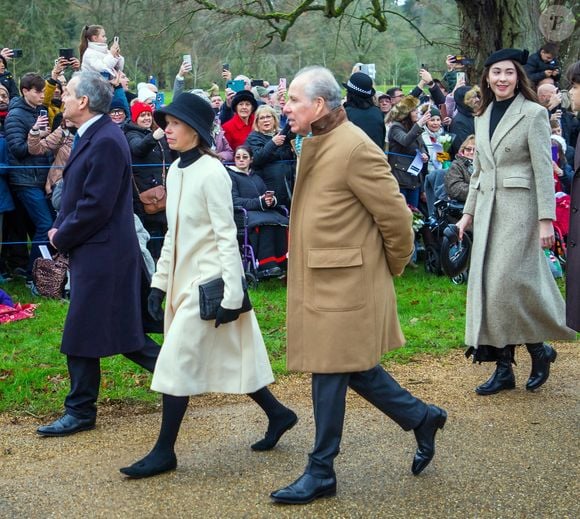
[456,48,575,396]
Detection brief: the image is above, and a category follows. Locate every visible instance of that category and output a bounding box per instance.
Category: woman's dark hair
[345,91,375,109]
[79,24,104,60]
[566,60,580,85]
[198,143,220,160]
[235,145,253,158]
[476,60,538,116]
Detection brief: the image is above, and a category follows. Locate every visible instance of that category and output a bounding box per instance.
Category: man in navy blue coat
[37,71,160,437]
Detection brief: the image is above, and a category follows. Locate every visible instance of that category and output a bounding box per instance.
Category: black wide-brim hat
[484,48,529,67]
[231,90,258,113]
[440,224,472,278]
[342,71,375,98]
[154,92,215,147]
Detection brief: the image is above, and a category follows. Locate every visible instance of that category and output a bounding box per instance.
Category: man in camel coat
[270,66,448,505]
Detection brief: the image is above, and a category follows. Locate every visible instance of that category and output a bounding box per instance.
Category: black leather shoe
[270,473,337,504]
[412,405,447,475]
[120,452,177,479]
[251,409,298,451]
[37,414,95,437]
[526,343,557,391]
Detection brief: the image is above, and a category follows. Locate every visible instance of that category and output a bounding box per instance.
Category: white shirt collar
[77,114,104,138]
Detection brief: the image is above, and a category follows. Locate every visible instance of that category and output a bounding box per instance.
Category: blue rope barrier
[0,150,414,170]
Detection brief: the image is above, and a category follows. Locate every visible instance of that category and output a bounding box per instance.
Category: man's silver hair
[293,66,342,110]
[71,71,113,114]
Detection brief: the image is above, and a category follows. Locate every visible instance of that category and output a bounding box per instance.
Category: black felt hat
[440,224,472,278]
[231,90,258,113]
[154,93,215,147]
[343,72,375,98]
[484,48,529,67]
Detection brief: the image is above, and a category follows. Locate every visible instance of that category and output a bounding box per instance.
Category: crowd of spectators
[0,33,578,288]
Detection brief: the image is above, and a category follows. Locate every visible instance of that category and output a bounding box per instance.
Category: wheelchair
[233,206,289,287]
[420,199,471,284]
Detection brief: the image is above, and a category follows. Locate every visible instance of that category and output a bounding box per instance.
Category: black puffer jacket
[5,96,52,188]
[227,166,289,228]
[449,87,475,155]
[124,121,175,223]
[524,50,561,85]
[0,71,19,99]
[245,130,295,208]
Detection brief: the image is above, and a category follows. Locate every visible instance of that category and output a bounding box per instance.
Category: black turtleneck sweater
[178,147,202,168]
[489,95,517,139]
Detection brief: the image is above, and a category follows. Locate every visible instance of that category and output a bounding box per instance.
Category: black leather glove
[215,306,241,328]
[147,288,165,322]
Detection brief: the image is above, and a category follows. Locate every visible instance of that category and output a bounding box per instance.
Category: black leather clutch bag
[199,277,252,321]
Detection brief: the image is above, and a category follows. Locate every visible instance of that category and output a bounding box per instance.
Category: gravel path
[1,345,578,519]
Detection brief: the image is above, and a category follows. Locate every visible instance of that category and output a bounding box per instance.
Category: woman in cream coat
[120,93,296,479]
[456,49,575,396]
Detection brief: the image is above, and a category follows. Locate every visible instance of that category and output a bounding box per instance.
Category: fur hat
[463,85,481,106]
[387,95,419,122]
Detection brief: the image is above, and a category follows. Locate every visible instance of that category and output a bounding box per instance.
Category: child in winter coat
[79,24,124,80]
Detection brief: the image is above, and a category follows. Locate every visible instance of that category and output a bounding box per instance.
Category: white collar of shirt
[77,114,104,138]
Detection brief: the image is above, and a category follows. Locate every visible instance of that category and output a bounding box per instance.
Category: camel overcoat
[565,132,580,331]
[150,153,274,396]
[463,94,575,347]
[286,108,414,373]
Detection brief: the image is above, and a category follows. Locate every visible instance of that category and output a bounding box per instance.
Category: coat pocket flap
[308,247,363,268]
[503,177,531,189]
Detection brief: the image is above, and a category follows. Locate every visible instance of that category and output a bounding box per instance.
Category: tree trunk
[456,0,542,79]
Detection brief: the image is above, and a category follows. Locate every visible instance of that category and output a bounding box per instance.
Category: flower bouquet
[408,204,425,233]
[435,134,453,169]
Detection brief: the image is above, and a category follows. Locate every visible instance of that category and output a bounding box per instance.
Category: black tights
[151,387,287,456]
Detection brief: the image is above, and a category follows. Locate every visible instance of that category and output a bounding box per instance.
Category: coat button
[505,147,511,152]
[573,207,578,213]
[571,241,577,247]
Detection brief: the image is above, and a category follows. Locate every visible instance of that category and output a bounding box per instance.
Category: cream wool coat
[463,94,575,347]
[286,108,414,374]
[150,154,274,396]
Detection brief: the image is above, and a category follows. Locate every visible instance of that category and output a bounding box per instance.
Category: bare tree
[183,0,577,78]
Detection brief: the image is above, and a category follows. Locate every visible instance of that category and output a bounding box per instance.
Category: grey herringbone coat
[463,94,575,347]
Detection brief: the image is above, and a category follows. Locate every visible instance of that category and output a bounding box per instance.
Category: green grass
[0,268,466,416]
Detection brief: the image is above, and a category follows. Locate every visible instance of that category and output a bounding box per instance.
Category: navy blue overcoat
[53,114,144,357]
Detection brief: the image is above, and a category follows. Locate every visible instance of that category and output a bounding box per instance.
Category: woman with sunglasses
[245,105,295,209]
[227,145,289,278]
[444,135,475,203]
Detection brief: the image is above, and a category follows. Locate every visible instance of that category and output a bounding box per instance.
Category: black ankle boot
[475,346,516,396]
[526,343,557,391]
